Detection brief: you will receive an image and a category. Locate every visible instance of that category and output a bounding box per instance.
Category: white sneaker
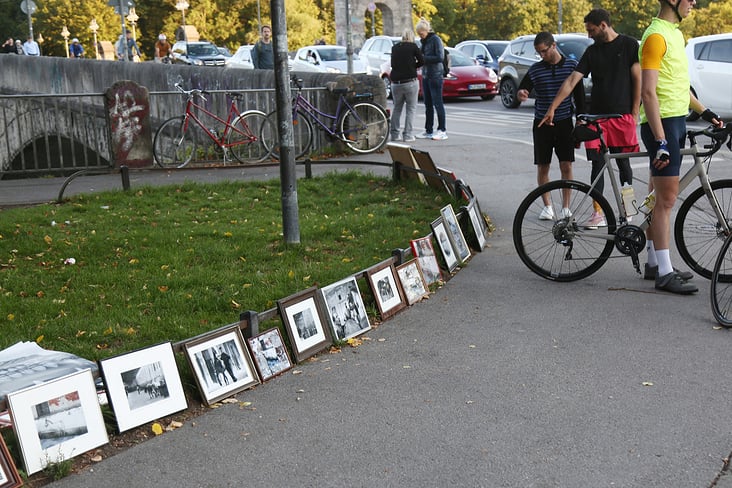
[403,136,416,142]
[560,208,572,219]
[539,206,554,220]
[432,130,448,141]
[583,211,607,229]
[416,131,433,139]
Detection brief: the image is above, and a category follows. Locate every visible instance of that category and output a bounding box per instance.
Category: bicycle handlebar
[688,123,731,157]
[173,82,208,101]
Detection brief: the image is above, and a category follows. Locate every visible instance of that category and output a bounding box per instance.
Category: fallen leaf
[44,235,52,245]
[165,420,183,431]
[35,335,44,343]
[292,369,303,375]
[642,381,654,387]
[221,398,238,404]
[91,455,103,463]
[151,423,164,435]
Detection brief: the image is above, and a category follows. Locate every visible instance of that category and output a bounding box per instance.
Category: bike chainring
[614,224,646,256]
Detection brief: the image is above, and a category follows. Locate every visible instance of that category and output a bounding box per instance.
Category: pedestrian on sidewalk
[389,28,423,143]
[415,18,447,141]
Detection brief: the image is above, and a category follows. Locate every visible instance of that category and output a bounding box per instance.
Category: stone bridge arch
[335,0,413,49]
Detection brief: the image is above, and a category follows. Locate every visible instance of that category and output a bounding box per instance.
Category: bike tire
[153,116,196,168]
[228,111,272,164]
[513,179,616,282]
[263,110,313,160]
[710,233,732,327]
[674,179,732,280]
[338,102,389,154]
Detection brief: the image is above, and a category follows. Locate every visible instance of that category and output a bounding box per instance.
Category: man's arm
[251,42,259,68]
[630,61,641,120]
[538,71,583,126]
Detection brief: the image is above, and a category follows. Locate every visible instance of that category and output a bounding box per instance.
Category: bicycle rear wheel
[338,102,389,154]
[264,110,313,160]
[710,233,732,327]
[228,111,273,164]
[674,179,732,280]
[513,180,616,281]
[153,116,196,168]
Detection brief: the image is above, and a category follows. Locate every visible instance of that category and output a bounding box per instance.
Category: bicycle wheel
[674,179,732,280]
[710,233,732,327]
[513,179,617,282]
[153,116,196,168]
[228,111,273,164]
[338,102,389,154]
[264,110,313,160]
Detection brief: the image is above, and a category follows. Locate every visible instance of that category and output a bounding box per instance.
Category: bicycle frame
[182,95,256,149]
[292,92,349,137]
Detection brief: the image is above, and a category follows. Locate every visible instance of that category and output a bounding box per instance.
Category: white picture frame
[440,204,471,264]
[431,216,459,273]
[6,369,109,475]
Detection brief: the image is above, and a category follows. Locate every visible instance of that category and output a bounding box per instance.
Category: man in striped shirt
[518,32,586,220]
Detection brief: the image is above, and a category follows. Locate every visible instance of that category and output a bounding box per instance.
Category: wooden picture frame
[183,325,260,405]
[0,433,21,488]
[431,216,459,273]
[410,148,450,193]
[365,259,407,320]
[396,259,429,305]
[99,342,188,433]
[247,328,293,382]
[440,204,471,264]
[6,369,109,475]
[387,142,424,183]
[462,198,487,251]
[320,276,371,341]
[277,287,332,363]
[410,236,443,285]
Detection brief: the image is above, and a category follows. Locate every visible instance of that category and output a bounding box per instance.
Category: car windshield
[486,43,507,60]
[556,39,592,61]
[188,44,219,56]
[316,47,347,61]
[447,49,475,67]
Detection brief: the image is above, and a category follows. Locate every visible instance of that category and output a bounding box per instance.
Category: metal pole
[118,0,128,60]
[558,0,563,34]
[345,0,353,74]
[26,6,33,41]
[271,0,300,244]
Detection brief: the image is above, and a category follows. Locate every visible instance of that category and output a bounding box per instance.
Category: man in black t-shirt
[540,8,640,229]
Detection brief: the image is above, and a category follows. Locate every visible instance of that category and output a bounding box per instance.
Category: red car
[381,47,499,101]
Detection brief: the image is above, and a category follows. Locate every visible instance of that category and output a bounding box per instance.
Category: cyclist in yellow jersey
[639,0,723,294]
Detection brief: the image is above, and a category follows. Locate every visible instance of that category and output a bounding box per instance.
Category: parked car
[290,45,367,73]
[217,46,233,58]
[171,40,227,66]
[497,34,593,108]
[686,33,732,119]
[380,47,498,101]
[225,45,254,69]
[454,40,509,72]
[359,35,401,76]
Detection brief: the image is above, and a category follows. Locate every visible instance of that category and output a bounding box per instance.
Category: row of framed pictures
[0,201,488,479]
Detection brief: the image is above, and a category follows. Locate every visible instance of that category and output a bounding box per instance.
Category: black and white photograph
[410,236,443,285]
[247,328,293,382]
[366,260,407,320]
[6,369,108,475]
[441,204,471,263]
[184,326,259,405]
[431,216,459,272]
[396,259,430,305]
[320,276,371,341]
[0,432,21,488]
[99,342,188,433]
[277,287,332,363]
[463,198,487,251]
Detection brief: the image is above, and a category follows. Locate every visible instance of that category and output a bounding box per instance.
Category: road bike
[513,114,732,282]
[153,83,272,168]
[265,75,389,159]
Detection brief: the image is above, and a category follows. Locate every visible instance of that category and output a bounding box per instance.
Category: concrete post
[104,80,153,168]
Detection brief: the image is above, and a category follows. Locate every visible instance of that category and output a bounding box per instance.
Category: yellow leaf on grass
[44,235,52,245]
[103,326,113,335]
[129,258,139,264]
[158,285,169,293]
[224,231,233,238]
[341,257,352,263]
[75,330,86,337]
[151,423,164,435]
[6,314,14,321]
[231,300,241,309]
[35,335,44,343]
[288,270,294,278]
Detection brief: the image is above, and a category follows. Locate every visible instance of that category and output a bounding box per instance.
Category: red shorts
[584,113,639,151]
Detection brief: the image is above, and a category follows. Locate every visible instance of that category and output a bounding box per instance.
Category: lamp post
[175,0,189,41]
[126,7,138,41]
[61,25,70,58]
[89,18,99,59]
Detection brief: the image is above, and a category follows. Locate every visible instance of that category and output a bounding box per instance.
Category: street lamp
[126,7,138,41]
[89,18,99,59]
[175,0,189,41]
[61,25,70,58]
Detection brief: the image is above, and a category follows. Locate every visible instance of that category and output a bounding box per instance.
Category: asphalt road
[9,97,732,487]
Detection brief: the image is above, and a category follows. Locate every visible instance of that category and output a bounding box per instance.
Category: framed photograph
[0,433,21,488]
[366,260,407,320]
[99,342,188,433]
[431,216,459,273]
[277,287,332,363]
[462,198,487,251]
[183,325,260,405]
[410,236,443,285]
[320,276,371,341]
[6,369,108,475]
[396,259,429,305]
[247,328,293,381]
[440,204,471,264]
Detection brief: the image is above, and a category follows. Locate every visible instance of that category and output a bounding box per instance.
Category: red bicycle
[153,84,273,168]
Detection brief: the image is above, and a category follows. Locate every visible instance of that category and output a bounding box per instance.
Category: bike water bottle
[638,190,656,215]
[621,184,637,216]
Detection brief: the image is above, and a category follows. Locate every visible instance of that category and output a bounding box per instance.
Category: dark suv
[171,41,227,66]
[498,34,593,108]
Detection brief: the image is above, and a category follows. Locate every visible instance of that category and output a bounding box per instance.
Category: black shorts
[532,117,575,165]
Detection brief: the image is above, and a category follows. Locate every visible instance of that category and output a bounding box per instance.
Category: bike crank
[614,224,646,274]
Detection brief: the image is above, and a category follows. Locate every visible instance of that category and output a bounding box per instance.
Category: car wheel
[481,95,496,101]
[500,78,520,109]
[382,76,392,100]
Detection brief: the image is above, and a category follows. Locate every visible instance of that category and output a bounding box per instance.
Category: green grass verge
[0,171,456,361]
